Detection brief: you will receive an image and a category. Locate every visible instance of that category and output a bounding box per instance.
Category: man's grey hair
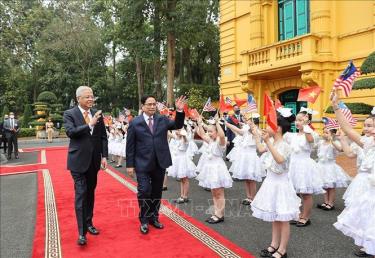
[76,86,92,98]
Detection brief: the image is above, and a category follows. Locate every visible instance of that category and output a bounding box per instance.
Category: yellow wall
[219,0,375,130]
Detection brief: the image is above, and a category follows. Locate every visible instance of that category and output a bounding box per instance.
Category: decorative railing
[241,34,319,70]
[249,49,270,66]
[275,40,302,60]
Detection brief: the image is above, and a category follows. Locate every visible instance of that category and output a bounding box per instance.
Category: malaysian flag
[225,96,232,105]
[203,97,216,112]
[338,101,357,127]
[322,117,339,130]
[156,102,167,111]
[333,61,361,97]
[243,95,258,113]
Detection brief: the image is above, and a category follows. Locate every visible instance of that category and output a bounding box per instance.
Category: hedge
[37,91,57,104]
[352,78,375,90]
[361,51,375,74]
[19,128,36,138]
[29,121,47,127]
[325,102,373,114]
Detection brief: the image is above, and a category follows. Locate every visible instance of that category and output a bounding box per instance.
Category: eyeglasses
[144,103,156,107]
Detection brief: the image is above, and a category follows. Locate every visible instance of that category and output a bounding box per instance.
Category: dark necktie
[148,117,153,134]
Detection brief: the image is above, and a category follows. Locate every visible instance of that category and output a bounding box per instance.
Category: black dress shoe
[77,235,87,245]
[162,186,168,191]
[149,220,164,229]
[7,156,11,160]
[87,226,100,235]
[140,223,149,234]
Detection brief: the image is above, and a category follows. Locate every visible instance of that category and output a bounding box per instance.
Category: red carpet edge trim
[105,168,250,258]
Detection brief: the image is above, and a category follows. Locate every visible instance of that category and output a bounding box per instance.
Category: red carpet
[5,147,254,257]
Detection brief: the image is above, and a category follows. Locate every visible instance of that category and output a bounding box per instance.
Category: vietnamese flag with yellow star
[297,86,322,103]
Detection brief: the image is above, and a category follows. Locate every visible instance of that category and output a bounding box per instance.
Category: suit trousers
[136,164,165,224]
[1,135,7,153]
[71,162,99,235]
[7,134,18,157]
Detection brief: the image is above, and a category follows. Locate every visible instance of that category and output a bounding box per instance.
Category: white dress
[196,139,233,189]
[167,138,197,178]
[343,136,374,206]
[316,140,351,188]
[112,134,124,156]
[186,127,199,159]
[119,133,127,158]
[334,142,375,255]
[226,134,242,162]
[229,130,265,181]
[285,132,325,194]
[251,140,301,222]
[196,141,209,173]
[108,134,116,155]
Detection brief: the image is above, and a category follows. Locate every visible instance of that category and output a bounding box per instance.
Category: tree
[22,104,32,127]
[1,105,9,119]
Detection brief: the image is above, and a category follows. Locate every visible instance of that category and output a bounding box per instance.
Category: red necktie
[148,117,153,134]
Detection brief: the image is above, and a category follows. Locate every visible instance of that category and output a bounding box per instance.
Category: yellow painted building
[219,0,375,129]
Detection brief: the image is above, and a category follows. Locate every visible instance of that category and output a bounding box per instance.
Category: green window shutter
[278,5,284,40]
[283,1,294,40]
[296,0,308,35]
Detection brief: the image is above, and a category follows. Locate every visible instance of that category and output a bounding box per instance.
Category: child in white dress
[339,116,375,207]
[251,109,300,258]
[285,109,325,227]
[225,116,265,205]
[167,129,197,203]
[186,121,199,159]
[196,115,232,224]
[331,91,375,257]
[113,127,125,168]
[108,127,116,163]
[316,127,351,211]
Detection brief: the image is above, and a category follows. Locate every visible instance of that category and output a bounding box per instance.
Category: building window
[278,0,309,41]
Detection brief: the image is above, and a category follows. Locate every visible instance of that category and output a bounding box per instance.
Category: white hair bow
[300,107,319,115]
[251,113,260,118]
[277,107,293,118]
[371,107,375,115]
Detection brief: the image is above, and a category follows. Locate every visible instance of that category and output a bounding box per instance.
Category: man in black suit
[63,86,108,245]
[126,95,186,234]
[3,112,20,159]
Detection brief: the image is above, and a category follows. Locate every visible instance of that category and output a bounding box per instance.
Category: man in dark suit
[225,104,244,156]
[3,112,20,159]
[126,95,186,234]
[63,86,108,245]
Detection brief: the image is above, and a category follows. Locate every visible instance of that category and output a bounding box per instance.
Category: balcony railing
[241,34,320,72]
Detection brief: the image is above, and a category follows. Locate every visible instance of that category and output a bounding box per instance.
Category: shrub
[352,78,375,90]
[325,102,373,114]
[18,128,36,138]
[361,51,375,74]
[22,104,33,127]
[37,91,57,104]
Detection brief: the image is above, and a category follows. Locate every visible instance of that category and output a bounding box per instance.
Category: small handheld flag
[333,61,360,97]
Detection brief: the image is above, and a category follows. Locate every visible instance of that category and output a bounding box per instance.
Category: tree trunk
[166,0,177,107]
[135,54,144,108]
[153,0,162,100]
[178,47,184,84]
[167,32,176,107]
[112,42,116,89]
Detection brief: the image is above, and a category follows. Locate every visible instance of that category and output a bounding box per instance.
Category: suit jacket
[3,118,20,138]
[63,106,108,173]
[225,114,243,142]
[126,111,185,172]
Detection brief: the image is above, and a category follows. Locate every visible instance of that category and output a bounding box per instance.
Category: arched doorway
[278,89,307,132]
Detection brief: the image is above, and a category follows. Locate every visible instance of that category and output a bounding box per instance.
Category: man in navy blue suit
[126,95,186,234]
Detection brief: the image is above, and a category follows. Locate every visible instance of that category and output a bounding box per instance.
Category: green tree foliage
[325,103,373,114]
[37,91,58,105]
[1,105,9,119]
[0,0,220,116]
[22,104,33,127]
